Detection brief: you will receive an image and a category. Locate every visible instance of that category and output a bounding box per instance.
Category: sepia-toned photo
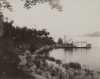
[0,0,100,79]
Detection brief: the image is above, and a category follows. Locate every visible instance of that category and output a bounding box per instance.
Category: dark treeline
[3,21,55,51]
[0,19,55,77]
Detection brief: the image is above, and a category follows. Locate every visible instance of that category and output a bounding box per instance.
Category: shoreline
[18,49,100,79]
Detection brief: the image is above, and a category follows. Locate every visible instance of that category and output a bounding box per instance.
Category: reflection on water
[50,37,100,71]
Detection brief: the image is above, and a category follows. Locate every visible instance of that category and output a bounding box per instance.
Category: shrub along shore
[18,49,100,79]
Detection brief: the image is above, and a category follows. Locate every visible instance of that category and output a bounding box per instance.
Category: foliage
[3,20,55,51]
[23,0,62,11]
[0,0,58,77]
[57,38,63,44]
[0,0,12,11]
[0,19,55,76]
[68,62,81,70]
[0,0,62,12]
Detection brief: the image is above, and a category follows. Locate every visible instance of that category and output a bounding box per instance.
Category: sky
[3,0,100,40]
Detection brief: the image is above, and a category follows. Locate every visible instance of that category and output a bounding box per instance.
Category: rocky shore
[18,49,100,79]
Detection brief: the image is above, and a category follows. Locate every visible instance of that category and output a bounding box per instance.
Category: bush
[68,62,81,70]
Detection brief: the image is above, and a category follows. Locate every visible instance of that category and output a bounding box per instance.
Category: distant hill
[85,32,100,37]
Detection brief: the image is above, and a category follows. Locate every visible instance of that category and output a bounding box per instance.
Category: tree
[23,0,62,11]
[57,38,63,45]
[0,13,4,37]
[0,0,59,77]
[0,19,56,77]
[0,0,11,10]
[0,0,62,11]
[0,0,62,37]
[3,20,55,50]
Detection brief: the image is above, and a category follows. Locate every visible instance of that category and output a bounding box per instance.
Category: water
[50,37,100,71]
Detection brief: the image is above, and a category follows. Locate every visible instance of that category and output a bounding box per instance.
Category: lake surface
[50,37,100,71]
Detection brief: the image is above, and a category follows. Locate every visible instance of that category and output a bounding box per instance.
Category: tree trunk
[0,12,4,37]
